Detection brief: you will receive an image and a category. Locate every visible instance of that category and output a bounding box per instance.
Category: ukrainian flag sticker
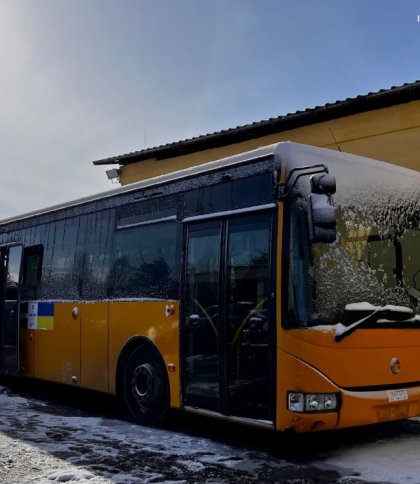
[28,302,54,330]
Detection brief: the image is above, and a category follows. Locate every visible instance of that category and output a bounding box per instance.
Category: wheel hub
[132,363,156,405]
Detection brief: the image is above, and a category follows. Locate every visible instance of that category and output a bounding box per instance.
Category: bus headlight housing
[288,392,339,413]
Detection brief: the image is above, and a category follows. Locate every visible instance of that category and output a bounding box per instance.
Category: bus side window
[110,222,179,299]
[22,245,43,299]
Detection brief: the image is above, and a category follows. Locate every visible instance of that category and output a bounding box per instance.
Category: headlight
[307,394,320,411]
[288,392,304,412]
[288,392,339,413]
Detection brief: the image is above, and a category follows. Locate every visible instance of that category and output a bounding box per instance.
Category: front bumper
[277,349,420,432]
[337,385,420,429]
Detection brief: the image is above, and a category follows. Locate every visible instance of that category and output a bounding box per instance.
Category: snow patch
[41,470,97,482]
[345,302,377,311]
[345,302,414,313]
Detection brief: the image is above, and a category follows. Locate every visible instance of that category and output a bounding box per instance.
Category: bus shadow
[2,375,419,464]
[0,375,127,420]
[163,409,420,462]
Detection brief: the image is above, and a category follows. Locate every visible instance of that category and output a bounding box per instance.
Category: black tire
[123,344,169,425]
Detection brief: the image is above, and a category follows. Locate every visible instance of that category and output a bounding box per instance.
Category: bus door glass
[184,221,221,411]
[183,213,274,421]
[0,244,23,375]
[226,215,272,420]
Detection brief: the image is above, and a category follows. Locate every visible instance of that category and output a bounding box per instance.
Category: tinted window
[21,245,43,299]
[42,219,79,299]
[5,245,22,300]
[232,174,273,208]
[76,211,114,299]
[184,173,273,217]
[109,222,179,299]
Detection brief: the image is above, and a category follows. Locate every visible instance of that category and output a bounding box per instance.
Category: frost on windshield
[308,158,420,325]
[312,245,414,323]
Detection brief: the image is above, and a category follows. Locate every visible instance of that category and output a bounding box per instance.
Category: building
[93,81,420,185]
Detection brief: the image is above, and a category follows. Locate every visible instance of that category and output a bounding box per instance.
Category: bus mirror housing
[277,166,336,242]
[310,173,336,195]
[307,174,337,243]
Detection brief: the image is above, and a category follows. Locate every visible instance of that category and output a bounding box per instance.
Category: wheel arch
[115,335,169,400]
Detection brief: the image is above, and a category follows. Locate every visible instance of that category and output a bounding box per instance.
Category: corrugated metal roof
[92,80,420,166]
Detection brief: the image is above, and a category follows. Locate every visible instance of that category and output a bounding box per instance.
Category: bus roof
[2,142,419,227]
[0,142,281,226]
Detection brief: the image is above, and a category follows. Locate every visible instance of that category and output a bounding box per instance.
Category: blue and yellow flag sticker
[28,302,54,330]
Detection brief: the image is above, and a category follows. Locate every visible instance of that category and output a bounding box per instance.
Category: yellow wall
[120,100,420,185]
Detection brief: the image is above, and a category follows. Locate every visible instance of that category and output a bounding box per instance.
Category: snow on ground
[0,385,294,483]
[322,432,420,483]
[1,382,420,482]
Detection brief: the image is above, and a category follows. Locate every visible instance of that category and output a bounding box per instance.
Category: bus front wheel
[123,345,169,424]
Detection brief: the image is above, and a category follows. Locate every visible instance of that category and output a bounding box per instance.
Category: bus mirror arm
[277,164,329,200]
[276,164,337,244]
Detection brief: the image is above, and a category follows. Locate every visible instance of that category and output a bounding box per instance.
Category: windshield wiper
[335,303,415,342]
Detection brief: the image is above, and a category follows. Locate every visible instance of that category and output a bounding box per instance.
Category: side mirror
[310,173,336,195]
[307,174,337,243]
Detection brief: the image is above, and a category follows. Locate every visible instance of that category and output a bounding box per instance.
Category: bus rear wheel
[123,345,169,425]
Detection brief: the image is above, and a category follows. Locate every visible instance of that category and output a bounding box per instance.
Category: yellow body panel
[24,300,179,407]
[281,328,420,388]
[339,386,420,429]
[33,302,81,385]
[108,301,180,407]
[277,327,420,432]
[81,303,109,392]
[276,349,339,432]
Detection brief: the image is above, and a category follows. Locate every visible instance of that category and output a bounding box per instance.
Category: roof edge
[92,80,420,166]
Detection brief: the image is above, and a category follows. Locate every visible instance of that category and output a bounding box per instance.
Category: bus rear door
[0,244,23,375]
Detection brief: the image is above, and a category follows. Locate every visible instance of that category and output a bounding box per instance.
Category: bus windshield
[285,156,420,328]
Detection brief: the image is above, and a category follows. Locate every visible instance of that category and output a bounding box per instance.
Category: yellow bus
[0,142,419,432]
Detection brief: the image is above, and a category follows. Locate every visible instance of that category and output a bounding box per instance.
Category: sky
[0,0,419,218]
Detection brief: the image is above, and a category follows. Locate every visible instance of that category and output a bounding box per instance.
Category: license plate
[387,389,408,402]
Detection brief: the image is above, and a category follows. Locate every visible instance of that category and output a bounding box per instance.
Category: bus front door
[0,245,23,375]
[183,214,274,422]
